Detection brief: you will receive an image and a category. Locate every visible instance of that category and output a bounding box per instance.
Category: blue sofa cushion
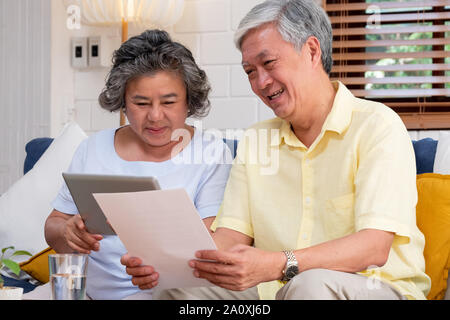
[2,275,37,293]
[23,138,238,171]
[23,137,437,176]
[23,138,54,175]
[412,138,438,174]
[223,139,239,159]
[225,138,439,174]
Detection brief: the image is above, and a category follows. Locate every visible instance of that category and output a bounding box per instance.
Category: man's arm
[295,228,394,273]
[212,226,253,250]
[190,228,394,291]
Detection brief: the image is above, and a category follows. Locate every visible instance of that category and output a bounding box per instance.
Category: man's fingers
[194,269,234,284]
[190,260,235,275]
[195,250,236,265]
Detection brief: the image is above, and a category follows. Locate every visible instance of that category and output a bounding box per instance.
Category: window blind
[324,0,450,129]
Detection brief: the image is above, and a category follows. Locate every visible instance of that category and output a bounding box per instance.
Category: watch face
[286,265,299,279]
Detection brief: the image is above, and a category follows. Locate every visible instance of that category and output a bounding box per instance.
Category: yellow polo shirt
[212,81,431,300]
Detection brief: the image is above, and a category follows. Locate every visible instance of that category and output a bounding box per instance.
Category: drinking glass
[48,253,88,300]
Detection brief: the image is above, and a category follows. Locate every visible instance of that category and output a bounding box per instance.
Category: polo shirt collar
[322,80,354,135]
[271,80,354,147]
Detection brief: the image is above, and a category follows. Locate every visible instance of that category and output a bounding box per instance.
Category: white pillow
[433,132,450,174]
[0,122,87,261]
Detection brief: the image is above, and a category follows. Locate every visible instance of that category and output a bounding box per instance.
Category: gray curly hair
[99,29,211,118]
[234,0,333,75]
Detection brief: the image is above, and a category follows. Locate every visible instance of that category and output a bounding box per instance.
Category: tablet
[62,173,161,235]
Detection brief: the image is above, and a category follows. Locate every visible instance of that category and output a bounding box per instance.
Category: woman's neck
[115,125,194,162]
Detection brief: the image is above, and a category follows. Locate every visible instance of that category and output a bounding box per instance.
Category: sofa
[1,123,449,300]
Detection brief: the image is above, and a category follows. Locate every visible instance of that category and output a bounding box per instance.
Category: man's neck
[290,77,336,148]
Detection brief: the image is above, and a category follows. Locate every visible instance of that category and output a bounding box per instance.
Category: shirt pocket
[323,193,355,240]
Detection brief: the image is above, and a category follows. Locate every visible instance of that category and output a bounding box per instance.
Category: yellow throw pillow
[19,247,56,284]
[416,173,450,300]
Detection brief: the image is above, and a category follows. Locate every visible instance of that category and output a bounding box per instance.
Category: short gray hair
[235,0,333,75]
[99,29,211,118]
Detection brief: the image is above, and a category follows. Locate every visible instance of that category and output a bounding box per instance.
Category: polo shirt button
[302,233,308,240]
[305,197,311,204]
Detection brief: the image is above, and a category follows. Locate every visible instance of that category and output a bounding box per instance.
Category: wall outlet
[71,37,88,69]
[88,36,101,67]
[88,36,121,68]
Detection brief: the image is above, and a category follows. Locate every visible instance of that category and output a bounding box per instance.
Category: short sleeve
[51,139,89,215]
[354,112,418,243]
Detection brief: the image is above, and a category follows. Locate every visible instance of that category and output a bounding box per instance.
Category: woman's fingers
[126,265,155,277]
[66,239,91,254]
[120,254,159,289]
[130,272,159,288]
[64,214,102,253]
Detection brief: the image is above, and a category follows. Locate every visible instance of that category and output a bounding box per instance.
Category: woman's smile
[146,126,168,135]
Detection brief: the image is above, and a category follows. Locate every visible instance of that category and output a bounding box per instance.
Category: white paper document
[93,188,217,290]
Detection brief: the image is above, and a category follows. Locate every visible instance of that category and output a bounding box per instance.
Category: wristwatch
[281,250,299,282]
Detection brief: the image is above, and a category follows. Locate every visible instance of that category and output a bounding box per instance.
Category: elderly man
[122,0,430,300]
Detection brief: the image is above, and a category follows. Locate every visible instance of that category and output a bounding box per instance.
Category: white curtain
[64,0,185,27]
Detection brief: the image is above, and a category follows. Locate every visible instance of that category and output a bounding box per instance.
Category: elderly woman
[43,29,232,300]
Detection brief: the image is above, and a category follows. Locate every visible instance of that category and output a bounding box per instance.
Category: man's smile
[268,88,284,100]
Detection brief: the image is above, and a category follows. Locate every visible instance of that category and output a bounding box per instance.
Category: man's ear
[304,36,323,69]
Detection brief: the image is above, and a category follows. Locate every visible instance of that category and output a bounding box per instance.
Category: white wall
[0,0,51,193]
[408,130,447,141]
[50,0,121,137]
[50,0,448,140]
[0,0,445,194]
[50,0,271,137]
[50,0,75,138]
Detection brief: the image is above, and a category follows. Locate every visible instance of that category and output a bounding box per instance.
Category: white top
[52,127,232,300]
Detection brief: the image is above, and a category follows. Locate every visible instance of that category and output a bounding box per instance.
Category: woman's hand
[62,214,103,254]
[121,254,159,290]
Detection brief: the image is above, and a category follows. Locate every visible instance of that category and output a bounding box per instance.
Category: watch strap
[282,250,299,282]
